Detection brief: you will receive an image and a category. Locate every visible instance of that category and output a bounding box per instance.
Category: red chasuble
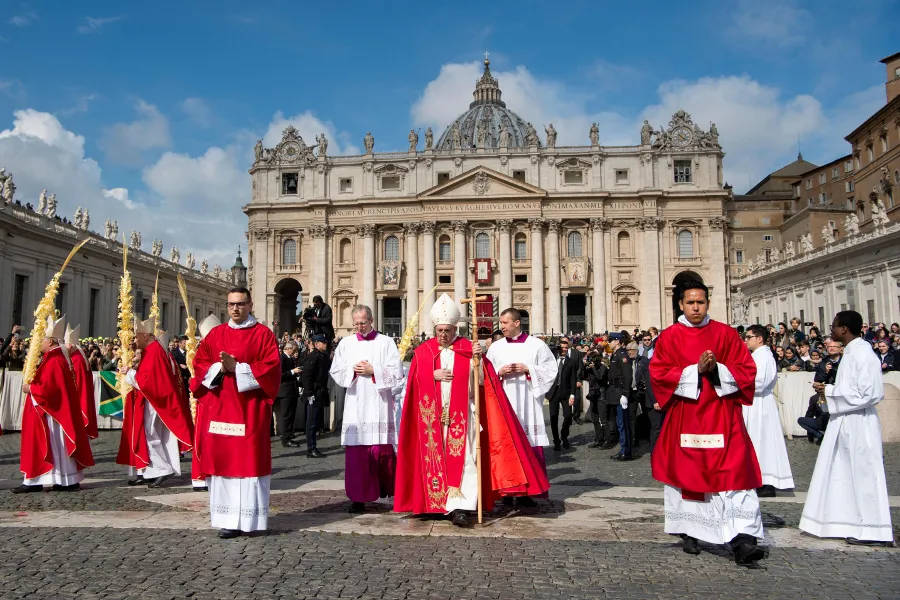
[189,322,280,478]
[394,337,549,514]
[650,319,761,497]
[116,340,194,468]
[69,348,98,439]
[20,346,94,478]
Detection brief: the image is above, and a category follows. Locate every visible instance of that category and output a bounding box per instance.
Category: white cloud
[263,110,359,155]
[8,11,37,27]
[99,99,171,165]
[77,16,123,34]
[102,187,135,209]
[0,79,26,102]
[181,97,213,127]
[729,0,810,47]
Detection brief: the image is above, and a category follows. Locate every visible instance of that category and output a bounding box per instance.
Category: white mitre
[64,323,81,346]
[198,314,220,339]
[430,293,461,326]
[133,316,155,335]
[156,330,170,349]
[45,315,67,341]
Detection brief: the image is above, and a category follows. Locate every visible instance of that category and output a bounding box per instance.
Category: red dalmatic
[394,337,549,514]
[189,322,280,478]
[69,348,98,439]
[650,319,761,497]
[116,340,194,468]
[20,347,94,479]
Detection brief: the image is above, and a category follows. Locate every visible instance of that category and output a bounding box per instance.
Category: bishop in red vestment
[189,288,280,538]
[65,324,98,439]
[649,281,766,567]
[16,316,94,493]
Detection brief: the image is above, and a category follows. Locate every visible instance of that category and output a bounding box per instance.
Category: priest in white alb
[741,324,794,496]
[485,307,557,504]
[800,310,894,545]
[330,304,404,513]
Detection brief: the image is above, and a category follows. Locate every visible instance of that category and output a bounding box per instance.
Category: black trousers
[647,407,665,452]
[305,394,320,451]
[587,393,603,443]
[599,404,618,445]
[548,394,573,445]
[572,386,584,420]
[277,393,298,442]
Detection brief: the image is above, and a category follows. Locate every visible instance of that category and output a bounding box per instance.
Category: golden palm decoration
[23,238,90,384]
[177,273,199,421]
[116,239,135,399]
[149,270,162,336]
[397,284,439,361]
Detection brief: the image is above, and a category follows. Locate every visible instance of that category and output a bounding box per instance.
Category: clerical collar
[677,314,710,328]
[228,315,258,329]
[506,332,528,343]
[356,329,377,341]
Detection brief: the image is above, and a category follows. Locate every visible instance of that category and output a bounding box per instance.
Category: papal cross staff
[460,284,489,525]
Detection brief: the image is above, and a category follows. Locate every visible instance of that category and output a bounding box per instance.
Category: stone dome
[435,59,537,151]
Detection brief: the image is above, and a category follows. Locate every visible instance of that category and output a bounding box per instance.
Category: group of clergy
[12,281,893,559]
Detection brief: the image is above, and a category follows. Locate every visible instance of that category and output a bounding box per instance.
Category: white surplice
[799,337,893,542]
[485,335,557,447]
[743,345,794,489]
[125,369,180,479]
[22,413,84,487]
[330,333,404,447]
[438,343,478,513]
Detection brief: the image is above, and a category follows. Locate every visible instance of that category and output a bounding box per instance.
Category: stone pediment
[419,166,547,200]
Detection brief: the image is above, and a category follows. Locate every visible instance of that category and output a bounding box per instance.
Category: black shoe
[307,449,325,458]
[281,439,301,448]
[217,529,242,539]
[681,534,700,555]
[127,476,144,486]
[588,441,602,448]
[449,510,471,527]
[516,496,537,508]
[501,497,515,507]
[573,417,583,425]
[732,534,767,566]
[147,474,174,488]
[756,485,776,498]
[349,502,366,513]
[562,439,571,450]
[610,454,634,461]
[846,538,895,547]
[192,486,208,492]
[553,443,562,452]
[601,441,618,450]
[51,483,80,492]
[11,484,42,494]
[814,435,823,446]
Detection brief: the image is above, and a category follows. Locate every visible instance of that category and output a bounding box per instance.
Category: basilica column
[590,218,608,332]
[453,221,467,307]
[309,224,329,308]
[404,223,419,328]
[361,224,376,318]
[706,217,728,323]
[497,220,513,311]
[639,217,662,328]
[421,222,436,332]
[546,219,562,334]
[529,218,545,333]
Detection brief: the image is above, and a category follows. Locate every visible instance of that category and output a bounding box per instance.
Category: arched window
[384,235,399,261]
[617,231,630,258]
[475,232,491,258]
[567,231,582,257]
[282,239,296,265]
[438,235,451,262]
[677,230,693,259]
[514,233,527,260]
[339,238,352,263]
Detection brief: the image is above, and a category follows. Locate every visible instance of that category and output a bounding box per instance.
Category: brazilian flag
[98,371,124,418]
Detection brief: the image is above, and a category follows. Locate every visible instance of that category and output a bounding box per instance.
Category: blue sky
[0,0,896,266]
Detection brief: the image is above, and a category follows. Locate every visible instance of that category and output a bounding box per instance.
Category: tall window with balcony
[617,231,631,258]
[674,160,692,183]
[677,230,693,259]
[438,235,451,262]
[282,239,296,265]
[567,231,582,257]
[384,235,399,261]
[514,233,527,260]
[475,232,491,258]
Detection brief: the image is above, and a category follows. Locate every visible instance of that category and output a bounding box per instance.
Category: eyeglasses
[226,301,249,308]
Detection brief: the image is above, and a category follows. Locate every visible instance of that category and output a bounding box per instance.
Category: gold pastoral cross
[459,283,489,524]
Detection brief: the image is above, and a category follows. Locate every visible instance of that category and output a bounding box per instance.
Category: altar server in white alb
[330,304,405,513]
[741,324,794,497]
[485,307,557,502]
[800,310,894,545]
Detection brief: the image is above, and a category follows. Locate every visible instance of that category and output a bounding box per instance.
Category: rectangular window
[55,282,67,314]
[615,169,628,184]
[512,170,526,182]
[819,192,826,205]
[806,179,812,189]
[89,288,99,336]
[162,301,169,331]
[845,181,852,193]
[438,239,451,262]
[381,175,401,190]
[141,298,149,319]
[847,286,856,311]
[867,299,876,324]
[867,146,874,162]
[437,172,450,185]
[339,177,352,193]
[818,173,826,185]
[438,274,451,284]
[765,248,772,262]
[763,234,773,241]
[735,250,744,263]
[514,273,528,283]
[12,274,27,327]
[674,160,692,183]
[179,306,186,331]
[818,306,824,328]
[881,136,888,153]
[844,160,852,172]
[282,172,298,195]
[563,170,583,184]
[831,167,839,178]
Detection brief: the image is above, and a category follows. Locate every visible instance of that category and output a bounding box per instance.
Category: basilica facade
[245,60,730,337]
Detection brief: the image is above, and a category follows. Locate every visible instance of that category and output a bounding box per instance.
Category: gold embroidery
[419,394,448,509]
[446,410,466,457]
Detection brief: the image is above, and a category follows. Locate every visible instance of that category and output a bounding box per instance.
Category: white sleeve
[713,363,739,397]
[125,368,140,391]
[202,362,223,389]
[235,362,261,393]
[674,365,700,399]
[825,350,884,414]
[373,339,404,392]
[529,341,558,400]
[329,340,356,388]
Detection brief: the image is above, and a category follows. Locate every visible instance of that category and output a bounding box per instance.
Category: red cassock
[116,340,194,468]
[69,348,98,439]
[189,322,280,478]
[650,319,761,498]
[394,337,549,514]
[20,346,94,478]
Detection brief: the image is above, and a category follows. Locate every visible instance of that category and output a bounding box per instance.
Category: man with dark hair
[300,335,330,458]
[790,318,806,346]
[608,341,638,460]
[650,280,766,567]
[545,337,579,451]
[276,341,301,448]
[801,310,893,545]
[742,324,794,497]
[306,295,335,342]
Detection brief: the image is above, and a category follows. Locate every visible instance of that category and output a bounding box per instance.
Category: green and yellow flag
[98,370,124,418]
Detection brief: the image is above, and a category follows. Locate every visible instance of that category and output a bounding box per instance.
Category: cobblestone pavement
[0,419,898,599]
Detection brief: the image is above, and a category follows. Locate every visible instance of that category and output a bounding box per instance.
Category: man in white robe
[742,324,794,496]
[485,307,557,504]
[330,304,404,512]
[800,310,894,545]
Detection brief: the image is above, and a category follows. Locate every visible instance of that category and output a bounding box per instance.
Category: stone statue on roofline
[844,213,860,236]
[38,189,48,214]
[544,123,557,148]
[316,133,328,157]
[820,223,835,245]
[783,241,795,259]
[45,193,57,217]
[589,122,599,146]
[499,122,511,148]
[800,233,814,254]
[170,246,180,263]
[424,127,433,150]
[363,131,374,154]
[254,139,263,162]
[408,129,418,152]
[640,120,653,145]
[871,193,890,229]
